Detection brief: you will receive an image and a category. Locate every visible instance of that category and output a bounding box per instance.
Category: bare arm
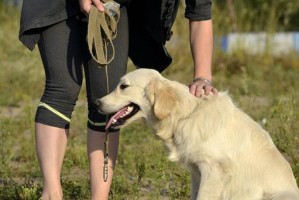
[188,19,217,97]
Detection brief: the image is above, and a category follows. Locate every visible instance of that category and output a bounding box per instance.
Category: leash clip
[103,152,109,182]
[103,1,120,18]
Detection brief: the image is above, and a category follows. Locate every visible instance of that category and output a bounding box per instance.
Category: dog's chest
[172,129,230,167]
[172,133,206,164]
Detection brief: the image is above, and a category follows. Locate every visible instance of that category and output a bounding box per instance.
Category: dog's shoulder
[199,91,236,112]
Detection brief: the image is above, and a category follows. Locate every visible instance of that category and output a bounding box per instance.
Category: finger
[190,81,206,97]
[203,85,213,96]
[211,87,218,95]
[190,83,204,96]
[92,0,105,12]
[80,2,91,16]
[189,83,197,96]
[195,85,204,97]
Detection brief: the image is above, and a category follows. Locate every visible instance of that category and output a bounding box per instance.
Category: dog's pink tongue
[105,107,128,130]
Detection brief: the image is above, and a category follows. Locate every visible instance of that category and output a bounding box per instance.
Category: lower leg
[35,123,69,200]
[87,128,119,200]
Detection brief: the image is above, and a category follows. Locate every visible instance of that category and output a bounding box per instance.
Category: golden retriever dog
[96,68,299,200]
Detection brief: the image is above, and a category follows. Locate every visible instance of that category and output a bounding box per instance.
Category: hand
[189,77,218,97]
[79,0,105,16]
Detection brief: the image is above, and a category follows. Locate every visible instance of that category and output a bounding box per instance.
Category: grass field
[1,3,299,200]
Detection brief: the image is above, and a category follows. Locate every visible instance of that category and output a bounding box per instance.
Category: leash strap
[103,65,110,182]
[103,124,109,182]
[87,0,120,182]
[87,1,120,66]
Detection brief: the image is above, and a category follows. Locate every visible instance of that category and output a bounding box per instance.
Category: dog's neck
[154,91,226,164]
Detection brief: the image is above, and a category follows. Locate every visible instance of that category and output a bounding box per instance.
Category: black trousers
[36,7,128,132]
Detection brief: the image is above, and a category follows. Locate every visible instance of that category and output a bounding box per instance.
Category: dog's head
[96,68,194,130]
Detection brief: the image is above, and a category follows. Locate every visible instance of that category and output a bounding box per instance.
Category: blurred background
[0,0,299,199]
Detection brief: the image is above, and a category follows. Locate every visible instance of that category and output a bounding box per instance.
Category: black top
[127,0,211,72]
[19,0,212,71]
[19,0,80,50]
[185,0,212,20]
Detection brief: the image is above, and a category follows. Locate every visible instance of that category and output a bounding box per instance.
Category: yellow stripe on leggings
[88,118,106,126]
[38,102,71,122]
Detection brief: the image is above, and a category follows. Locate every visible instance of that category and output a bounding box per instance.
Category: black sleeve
[185,0,212,20]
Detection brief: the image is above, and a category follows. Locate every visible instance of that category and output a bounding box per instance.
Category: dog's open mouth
[105,103,140,130]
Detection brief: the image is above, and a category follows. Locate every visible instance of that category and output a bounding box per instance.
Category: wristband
[193,77,212,85]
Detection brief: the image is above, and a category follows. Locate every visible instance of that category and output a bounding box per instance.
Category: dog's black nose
[94,99,102,108]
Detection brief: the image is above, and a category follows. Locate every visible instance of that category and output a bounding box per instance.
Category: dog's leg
[269,192,299,200]
[190,168,201,200]
[196,165,224,200]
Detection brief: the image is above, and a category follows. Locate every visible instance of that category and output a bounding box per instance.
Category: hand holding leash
[79,0,105,16]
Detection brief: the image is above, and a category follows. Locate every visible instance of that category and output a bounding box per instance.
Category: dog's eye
[120,83,129,90]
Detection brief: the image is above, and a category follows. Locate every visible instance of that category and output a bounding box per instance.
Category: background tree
[213,0,299,34]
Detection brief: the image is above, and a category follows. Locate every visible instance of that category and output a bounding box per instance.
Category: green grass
[1,3,299,200]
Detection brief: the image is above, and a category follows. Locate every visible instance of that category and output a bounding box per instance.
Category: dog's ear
[154,86,176,119]
[154,83,177,120]
[145,78,157,104]
[145,78,177,120]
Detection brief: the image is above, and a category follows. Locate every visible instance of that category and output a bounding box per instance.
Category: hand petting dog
[189,77,218,97]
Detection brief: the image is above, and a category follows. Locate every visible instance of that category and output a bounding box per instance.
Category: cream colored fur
[98,69,299,200]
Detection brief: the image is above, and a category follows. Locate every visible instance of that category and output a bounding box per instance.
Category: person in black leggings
[19,0,217,199]
[20,1,128,199]
[36,11,128,132]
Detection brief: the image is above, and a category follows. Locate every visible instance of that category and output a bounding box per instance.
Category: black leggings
[36,7,128,132]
